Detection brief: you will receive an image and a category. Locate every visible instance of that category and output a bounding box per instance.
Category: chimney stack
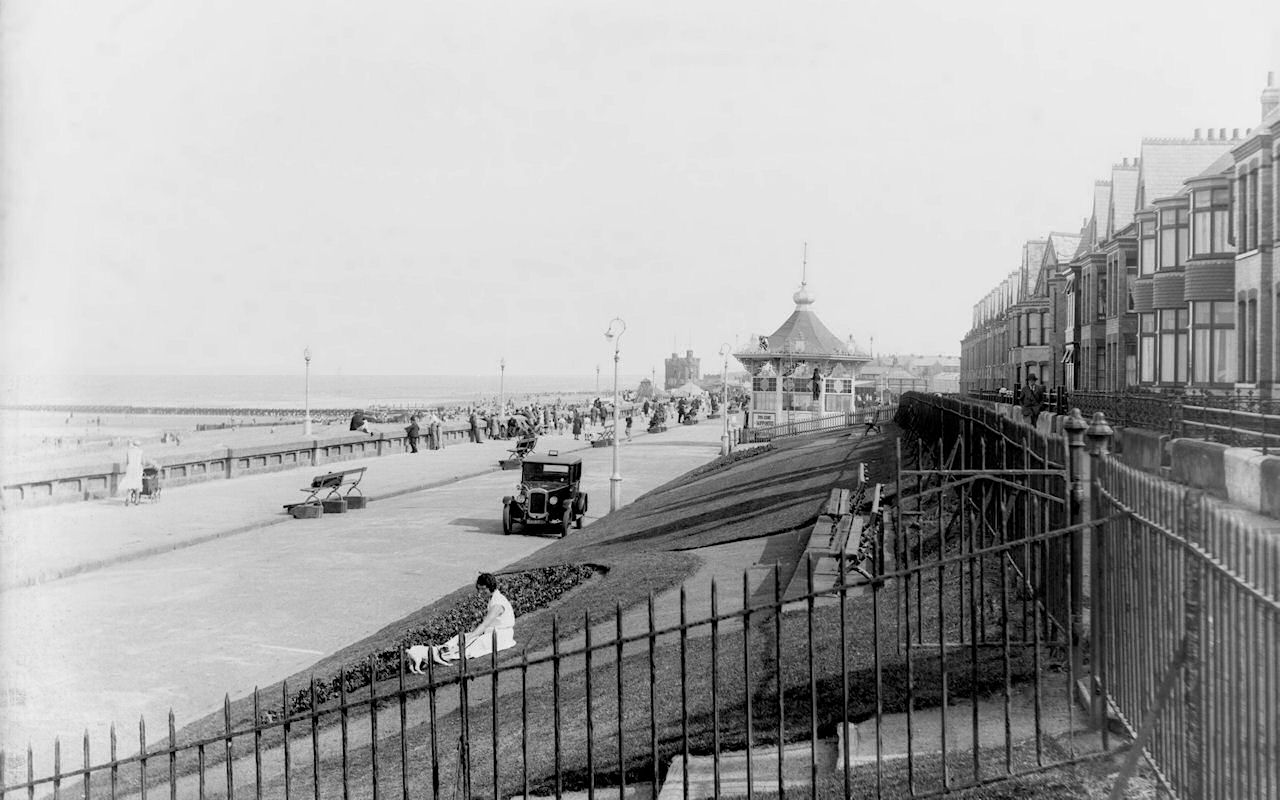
[1122,157,1129,167]
[1262,72,1280,119]
[1207,128,1215,140]
[1220,128,1227,140]
[1233,128,1240,139]
[1194,128,1202,139]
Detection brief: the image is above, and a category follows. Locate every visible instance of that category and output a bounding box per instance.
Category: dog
[405,645,434,674]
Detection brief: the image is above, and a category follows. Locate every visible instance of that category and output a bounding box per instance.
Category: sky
[2,0,1278,379]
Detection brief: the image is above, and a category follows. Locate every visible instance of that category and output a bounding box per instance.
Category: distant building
[664,350,701,390]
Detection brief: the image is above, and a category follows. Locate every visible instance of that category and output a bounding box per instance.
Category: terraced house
[961,73,1280,401]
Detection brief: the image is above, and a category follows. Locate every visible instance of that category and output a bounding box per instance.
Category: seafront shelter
[734,281,871,430]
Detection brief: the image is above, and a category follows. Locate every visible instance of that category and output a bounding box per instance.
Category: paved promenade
[0,417,733,771]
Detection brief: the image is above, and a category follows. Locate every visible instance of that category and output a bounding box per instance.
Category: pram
[139,465,162,503]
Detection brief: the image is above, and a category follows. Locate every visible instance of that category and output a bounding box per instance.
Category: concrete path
[0,419,729,776]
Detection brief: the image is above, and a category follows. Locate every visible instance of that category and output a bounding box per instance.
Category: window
[1097,271,1107,320]
[1190,301,1235,384]
[1158,308,1188,383]
[1191,188,1232,256]
[1158,207,1189,268]
[1139,218,1157,275]
[1140,313,1157,383]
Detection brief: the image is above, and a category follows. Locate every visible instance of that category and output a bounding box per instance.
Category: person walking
[1020,374,1046,427]
[469,409,484,444]
[405,415,420,453]
[120,440,144,505]
[572,408,583,440]
[625,408,634,442]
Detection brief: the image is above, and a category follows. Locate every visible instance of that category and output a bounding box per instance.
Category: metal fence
[746,406,891,442]
[1092,455,1280,799]
[968,388,1280,454]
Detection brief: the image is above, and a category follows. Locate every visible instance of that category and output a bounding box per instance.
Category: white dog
[405,645,434,674]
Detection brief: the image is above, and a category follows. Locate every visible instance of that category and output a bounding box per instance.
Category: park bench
[499,436,537,470]
[284,466,368,516]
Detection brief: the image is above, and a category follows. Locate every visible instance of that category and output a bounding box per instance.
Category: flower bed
[288,563,603,713]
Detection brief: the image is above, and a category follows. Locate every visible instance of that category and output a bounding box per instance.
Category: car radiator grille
[528,490,547,515]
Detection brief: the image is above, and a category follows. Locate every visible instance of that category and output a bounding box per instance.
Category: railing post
[1085,412,1113,734]
[1064,409,1089,690]
[1180,489,1206,799]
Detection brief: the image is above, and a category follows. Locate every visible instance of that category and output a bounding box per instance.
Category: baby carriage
[138,465,162,503]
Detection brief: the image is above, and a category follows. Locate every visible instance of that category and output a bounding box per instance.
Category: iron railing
[968,388,1280,454]
[1092,456,1280,799]
[747,406,891,442]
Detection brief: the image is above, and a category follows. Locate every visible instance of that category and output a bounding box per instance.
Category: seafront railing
[1,426,477,509]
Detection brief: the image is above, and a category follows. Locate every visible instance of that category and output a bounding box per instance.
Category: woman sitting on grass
[432,572,516,665]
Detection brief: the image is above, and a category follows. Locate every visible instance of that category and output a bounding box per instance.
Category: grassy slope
[155,425,1129,798]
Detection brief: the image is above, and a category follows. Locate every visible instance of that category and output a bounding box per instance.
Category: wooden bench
[499,436,537,469]
[284,467,368,511]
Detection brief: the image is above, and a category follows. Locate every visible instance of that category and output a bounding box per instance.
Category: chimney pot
[1270,71,1275,87]
[1194,128,1202,139]
[1219,128,1227,139]
[1206,129,1214,140]
[1233,128,1240,139]
[1122,157,1129,167]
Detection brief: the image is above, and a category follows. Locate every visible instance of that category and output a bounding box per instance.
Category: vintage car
[502,451,587,537]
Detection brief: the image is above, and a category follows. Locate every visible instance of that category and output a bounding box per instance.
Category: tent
[670,382,708,398]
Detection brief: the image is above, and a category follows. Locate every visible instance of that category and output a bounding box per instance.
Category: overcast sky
[2,1,1277,378]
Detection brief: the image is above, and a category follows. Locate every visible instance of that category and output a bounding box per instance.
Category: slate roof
[1088,181,1111,249]
[764,302,855,356]
[1048,232,1083,264]
[1193,150,1235,179]
[1109,163,1139,237]
[1137,137,1237,209]
[1021,240,1047,297]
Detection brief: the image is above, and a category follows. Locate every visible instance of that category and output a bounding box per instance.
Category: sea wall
[2,424,477,508]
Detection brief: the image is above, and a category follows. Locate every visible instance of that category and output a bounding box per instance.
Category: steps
[658,741,838,800]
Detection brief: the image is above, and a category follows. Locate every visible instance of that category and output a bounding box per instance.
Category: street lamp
[303,346,312,437]
[596,364,601,395]
[719,343,732,456]
[499,357,506,416]
[604,318,626,512]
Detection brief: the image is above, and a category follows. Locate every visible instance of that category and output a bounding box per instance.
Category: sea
[0,374,653,411]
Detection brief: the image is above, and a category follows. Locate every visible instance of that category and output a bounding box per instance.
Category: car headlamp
[549,496,559,505]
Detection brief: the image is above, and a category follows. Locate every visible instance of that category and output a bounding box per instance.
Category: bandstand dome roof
[764,284,850,355]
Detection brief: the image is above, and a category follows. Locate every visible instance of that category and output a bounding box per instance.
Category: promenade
[0,417,734,772]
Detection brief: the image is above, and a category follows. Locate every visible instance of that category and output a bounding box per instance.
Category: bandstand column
[774,358,783,421]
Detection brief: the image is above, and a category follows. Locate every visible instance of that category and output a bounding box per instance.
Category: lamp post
[719,343,732,455]
[499,357,506,416]
[605,318,626,512]
[596,364,601,395]
[303,346,312,437]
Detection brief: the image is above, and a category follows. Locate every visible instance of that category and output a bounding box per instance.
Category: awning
[1061,343,1076,364]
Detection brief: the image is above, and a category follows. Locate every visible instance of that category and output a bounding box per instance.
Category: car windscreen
[523,463,570,482]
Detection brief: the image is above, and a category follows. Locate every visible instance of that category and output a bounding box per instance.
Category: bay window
[1139,218,1157,275]
[1158,207,1189,268]
[1190,301,1235,384]
[1191,188,1232,255]
[1140,313,1157,383]
[1158,308,1188,384]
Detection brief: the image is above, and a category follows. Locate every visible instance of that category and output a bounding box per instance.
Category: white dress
[120,444,144,494]
[443,590,516,660]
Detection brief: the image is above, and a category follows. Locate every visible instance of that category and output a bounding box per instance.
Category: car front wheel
[503,504,517,535]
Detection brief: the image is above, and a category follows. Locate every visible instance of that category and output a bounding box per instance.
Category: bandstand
[735,281,872,430]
